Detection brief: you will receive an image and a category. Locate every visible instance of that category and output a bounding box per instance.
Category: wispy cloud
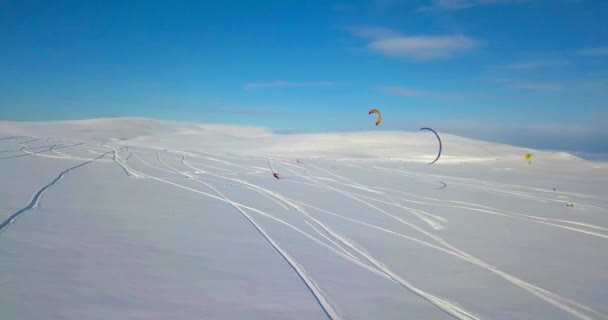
[346,26,401,40]
[577,47,608,56]
[432,120,607,154]
[382,86,427,97]
[507,82,562,91]
[420,0,475,11]
[486,77,563,91]
[502,59,572,70]
[154,106,288,117]
[382,117,608,154]
[244,80,335,90]
[370,35,478,60]
[418,0,527,11]
[206,108,287,116]
[347,27,479,60]
[381,85,465,98]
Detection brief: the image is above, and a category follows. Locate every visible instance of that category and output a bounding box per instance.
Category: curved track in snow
[1,135,607,320]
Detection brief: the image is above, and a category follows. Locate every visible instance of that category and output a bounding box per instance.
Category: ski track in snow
[0,150,111,231]
[153,151,341,319]
[175,153,601,319]
[362,165,608,211]
[1,137,607,319]
[139,150,478,318]
[188,152,606,319]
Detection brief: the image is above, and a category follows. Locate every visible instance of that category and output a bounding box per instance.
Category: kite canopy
[420,127,442,164]
[368,108,382,126]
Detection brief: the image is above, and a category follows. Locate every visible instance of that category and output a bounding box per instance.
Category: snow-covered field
[1,118,607,320]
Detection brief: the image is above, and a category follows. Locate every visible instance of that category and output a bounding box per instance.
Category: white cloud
[507,82,562,91]
[244,81,334,90]
[347,27,479,60]
[380,86,465,99]
[381,86,427,97]
[486,77,563,91]
[430,0,475,10]
[455,122,608,154]
[503,59,572,70]
[387,118,608,154]
[369,35,478,60]
[577,47,608,56]
[419,0,527,11]
[345,26,401,40]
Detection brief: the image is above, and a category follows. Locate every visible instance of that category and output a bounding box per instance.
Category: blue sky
[1,0,607,154]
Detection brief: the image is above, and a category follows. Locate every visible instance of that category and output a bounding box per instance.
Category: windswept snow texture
[1,118,607,320]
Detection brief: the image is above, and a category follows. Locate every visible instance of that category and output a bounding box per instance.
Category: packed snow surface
[1,118,607,319]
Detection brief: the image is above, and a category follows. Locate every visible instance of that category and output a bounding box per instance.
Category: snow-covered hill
[1,118,606,320]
